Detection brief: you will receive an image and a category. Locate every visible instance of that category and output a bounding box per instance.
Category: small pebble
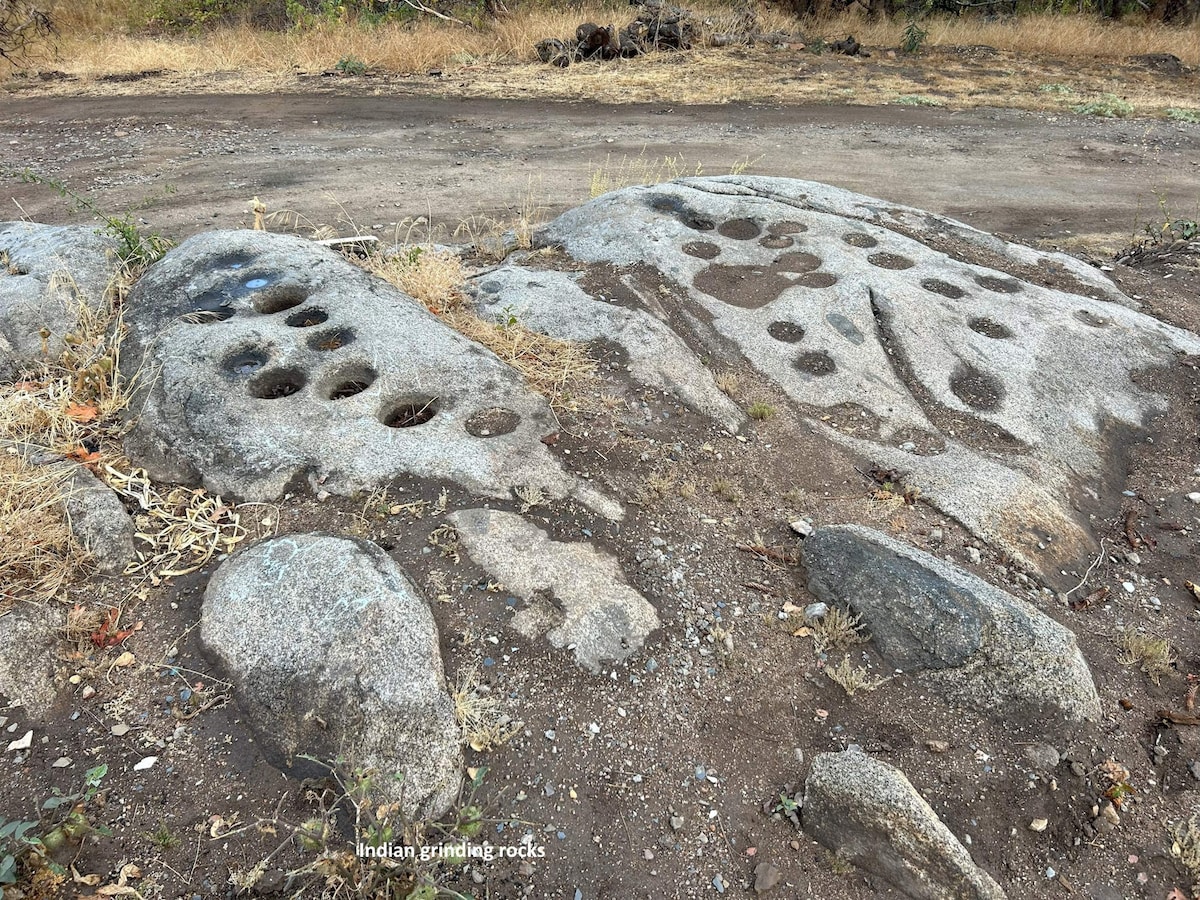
[1029,818,1048,833]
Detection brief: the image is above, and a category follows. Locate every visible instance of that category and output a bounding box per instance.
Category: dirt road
[3,92,1199,247]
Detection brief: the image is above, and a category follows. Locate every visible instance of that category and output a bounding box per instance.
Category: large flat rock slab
[118,230,617,516]
[200,533,462,818]
[539,176,1200,581]
[802,524,1102,724]
[450,508,661,673]
[0,222,120,379]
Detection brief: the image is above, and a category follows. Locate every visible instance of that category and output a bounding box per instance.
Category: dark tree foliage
[0,0,53,63]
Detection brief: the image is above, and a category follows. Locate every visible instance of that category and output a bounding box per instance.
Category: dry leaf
[71,866,101,886]
[64,402,99,423]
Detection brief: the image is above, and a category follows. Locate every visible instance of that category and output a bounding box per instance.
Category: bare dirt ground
[2,75,1200,900]
[1,90,1199,251]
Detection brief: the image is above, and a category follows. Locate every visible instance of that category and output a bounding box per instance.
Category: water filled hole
[244,277,272,290]
[382,397,438,428]
[285,308,329,328]
[249,368,307,400]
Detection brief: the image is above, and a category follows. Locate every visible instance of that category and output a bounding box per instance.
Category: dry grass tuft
[0,451,86,606]
[1117,630,1176,684]
[452,665,522,752]
[825,655,889,696]
[811,606,867,654]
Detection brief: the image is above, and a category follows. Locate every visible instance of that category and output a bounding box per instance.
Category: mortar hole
[285,308,329,328]
[308,328,356,351]
[382,397,438,428]
[249,368,306,400]
[254,285,309,314]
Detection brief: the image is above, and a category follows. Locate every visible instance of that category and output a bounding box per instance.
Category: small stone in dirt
[6,730,32,752]
[52,756,71,768]
[1122,581,1136,593]
[1188,760,1200,781]
[133,755,157,771]
[1023,743,1060,772]
[789,519,814,537]
[111,723,130,736]
[927,740,950,753]
[1028,818,1048,832]
[804,602,828,621]
[670,814,685,831]
[644,849,654,860]
[753,861,783,894]
[1187,492,1200,504]
[545,729,556,740]
[967,547,981,564]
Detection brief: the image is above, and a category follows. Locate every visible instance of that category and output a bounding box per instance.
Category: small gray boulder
[200,534,462,819]
[803,750,1007,900]
[60,465,135,575]
[0,222,120,379]
[802,524,1100,723]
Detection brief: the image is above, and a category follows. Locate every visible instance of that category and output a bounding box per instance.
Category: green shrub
[1072,94,1133,118]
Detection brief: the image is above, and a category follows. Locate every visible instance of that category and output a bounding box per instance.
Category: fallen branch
[400,0,472,27]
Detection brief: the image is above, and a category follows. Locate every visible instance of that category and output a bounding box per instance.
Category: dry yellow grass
[0,452,86,606]
[22,4,1200,85]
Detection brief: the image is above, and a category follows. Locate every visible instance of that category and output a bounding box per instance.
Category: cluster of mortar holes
[225,348,269,376]
[324,365,377,401]
[796,272,838,289]
[683,241,721,260]
[1074,309,1112,328]
[285,308,329,328]
[249,367,306,400]
[975,274,1022,294]
[768,321,806,343]
[769,221,808,236]
[842,232,878,249]
[949,364,1004,412]
[308,328,356,351]
[465,407,521,438]
[968,317,1013,339]
[921,279,966,299]
[254,285,309,314]
[759,235,794,250]
[718,218,761,240]
[382,397,438,428]
[795,350,836,376]
[867,252,915,270]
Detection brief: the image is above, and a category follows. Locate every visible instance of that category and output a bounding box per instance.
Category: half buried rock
[803,750,1007,900]
[801,524,1101,724]
[200,533,462,819]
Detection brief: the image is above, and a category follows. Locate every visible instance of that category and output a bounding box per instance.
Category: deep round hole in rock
[327,368,377,400]
[308,328,356,351]
[285,308,329,328]
[225,348,269,376]
[254,284,309,314]
[249,368,307,399]
[382,397,439,428]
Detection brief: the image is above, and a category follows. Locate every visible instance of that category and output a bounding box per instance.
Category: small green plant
[335,54,367,76]
[900,18,927,54]
[810,606,866,654]
[1072,94,1133,119]
[807,37,825,54]
[1038,83,1073,95]
[13,170,173,271]
[1,764,111,888]
[1166,108,1200,124]
[893,95,942,107]
[496,303,519,330]
[747,401,776,420]
[143,821,180,850]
